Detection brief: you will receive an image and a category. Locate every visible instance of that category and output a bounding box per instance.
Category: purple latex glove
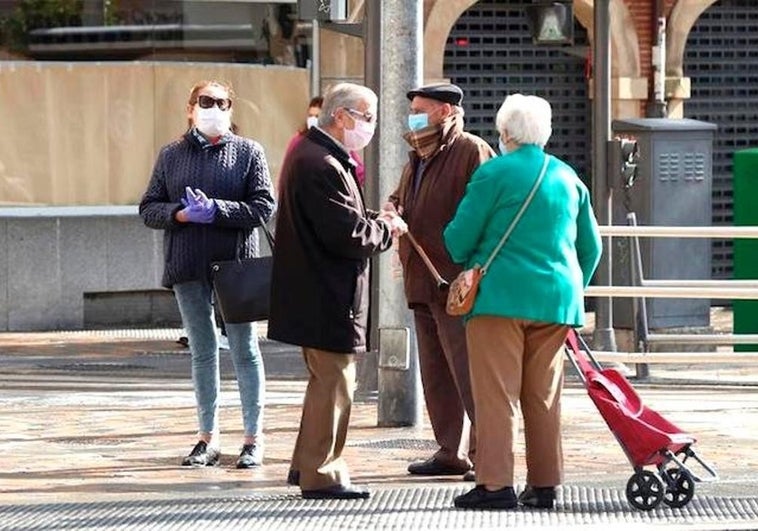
[184,187,214,210]
[179,186,216,224]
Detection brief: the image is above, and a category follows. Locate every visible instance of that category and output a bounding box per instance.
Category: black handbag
[210,218,275,324]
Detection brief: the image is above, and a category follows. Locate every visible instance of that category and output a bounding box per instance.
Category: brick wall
[624,0,678,115]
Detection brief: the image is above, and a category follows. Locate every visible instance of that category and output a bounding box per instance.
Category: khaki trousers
[414,302,476,467]
[466,316,568,489]
[290,347,355,490]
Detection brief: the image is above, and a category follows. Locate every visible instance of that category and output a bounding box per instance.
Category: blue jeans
[173,280,265,439]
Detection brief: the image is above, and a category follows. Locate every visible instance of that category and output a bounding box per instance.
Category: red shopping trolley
[564,329,718,511]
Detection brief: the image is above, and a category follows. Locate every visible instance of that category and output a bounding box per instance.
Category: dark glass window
[0,1,310,66]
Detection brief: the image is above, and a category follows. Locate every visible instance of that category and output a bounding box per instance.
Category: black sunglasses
[197,95,232,111]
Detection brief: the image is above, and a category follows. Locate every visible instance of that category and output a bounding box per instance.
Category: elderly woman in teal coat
[443,94,602,511]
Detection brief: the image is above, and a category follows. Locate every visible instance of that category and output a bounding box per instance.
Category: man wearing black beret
[387,82,496,481]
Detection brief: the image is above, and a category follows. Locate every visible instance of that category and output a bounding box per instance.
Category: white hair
[495,94,552,147]
[319,82,378,127]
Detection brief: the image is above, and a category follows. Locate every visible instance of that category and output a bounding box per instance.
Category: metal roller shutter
[684,0,758,280]
[443,0,591,182]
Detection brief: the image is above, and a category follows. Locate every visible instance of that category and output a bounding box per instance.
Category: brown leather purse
[446,155,549,316]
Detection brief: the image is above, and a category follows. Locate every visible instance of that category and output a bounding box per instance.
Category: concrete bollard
[377,326,422,427]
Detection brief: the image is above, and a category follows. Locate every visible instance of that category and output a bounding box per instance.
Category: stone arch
[423,0,640,81]
[667,0,719,77]
[423,0,478,81]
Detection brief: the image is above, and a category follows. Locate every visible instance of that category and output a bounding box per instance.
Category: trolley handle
[565,329,605,375]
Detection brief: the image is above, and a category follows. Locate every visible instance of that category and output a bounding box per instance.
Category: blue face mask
[408,113,429,131]
[498,137,509,155]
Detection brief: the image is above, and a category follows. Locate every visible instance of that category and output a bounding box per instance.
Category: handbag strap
[235,212,275,260]
[481,154,549,275]
[257,213,275,250]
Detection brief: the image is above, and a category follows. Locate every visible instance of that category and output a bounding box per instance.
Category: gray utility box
[611,118,717,329]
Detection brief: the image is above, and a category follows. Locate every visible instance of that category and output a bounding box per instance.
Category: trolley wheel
[626,470,665,511]
[661,467,695,508]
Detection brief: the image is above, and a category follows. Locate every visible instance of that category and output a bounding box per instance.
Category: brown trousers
[290,347,355,490]
[414,302,476,467]
[466,316,568,489]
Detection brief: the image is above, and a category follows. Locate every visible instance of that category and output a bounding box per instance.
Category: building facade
[0,0,755,330]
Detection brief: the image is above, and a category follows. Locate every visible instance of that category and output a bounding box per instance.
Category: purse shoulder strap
[236,212,275,260]
[257,213,275,250]
[481,154,549,275]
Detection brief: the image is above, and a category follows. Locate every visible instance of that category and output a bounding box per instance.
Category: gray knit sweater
[139,129,276,288]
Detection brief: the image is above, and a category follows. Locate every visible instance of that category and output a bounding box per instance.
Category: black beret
[406,83,464,106]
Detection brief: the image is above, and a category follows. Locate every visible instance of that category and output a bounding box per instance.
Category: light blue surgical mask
[408,113,429,131]
[498,137,509,155]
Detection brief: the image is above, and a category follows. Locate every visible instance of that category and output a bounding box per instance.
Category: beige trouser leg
[466,316,568,489]
[291,347,355,491]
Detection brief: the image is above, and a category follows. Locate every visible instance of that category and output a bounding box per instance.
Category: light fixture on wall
[526,1,574,45]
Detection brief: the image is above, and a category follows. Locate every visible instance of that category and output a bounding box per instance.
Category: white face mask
[306,116,319,129]
[343,118,376,151]
[499,137,509,155]
[194,106,231,137]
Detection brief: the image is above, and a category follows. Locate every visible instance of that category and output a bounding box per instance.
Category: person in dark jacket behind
[139,80,276,469]
[268,82,406,500]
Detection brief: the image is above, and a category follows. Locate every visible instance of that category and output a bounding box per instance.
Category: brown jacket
[390,122,495,306]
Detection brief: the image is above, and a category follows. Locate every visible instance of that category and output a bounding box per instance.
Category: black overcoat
[267,128,392,353]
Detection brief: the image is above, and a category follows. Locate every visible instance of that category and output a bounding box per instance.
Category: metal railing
[583,213,758,365]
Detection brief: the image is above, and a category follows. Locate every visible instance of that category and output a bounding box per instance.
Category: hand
[379,211,407,237]
[381,201,397,215]
[178,186,216,224]
[183,187,214,210]
[179,203,216,223]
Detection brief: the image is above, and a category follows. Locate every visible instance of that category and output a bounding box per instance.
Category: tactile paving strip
[1,485,756,531]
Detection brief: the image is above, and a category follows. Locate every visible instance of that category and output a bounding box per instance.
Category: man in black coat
[268,82,406,500]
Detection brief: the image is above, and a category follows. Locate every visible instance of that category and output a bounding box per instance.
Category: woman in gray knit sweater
[139,80,276,469]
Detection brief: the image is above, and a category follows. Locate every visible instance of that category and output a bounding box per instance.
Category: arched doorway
[683,0,758,279]
[443,0,592,181]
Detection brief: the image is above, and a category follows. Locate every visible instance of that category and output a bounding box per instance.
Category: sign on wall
[297,0,348,21]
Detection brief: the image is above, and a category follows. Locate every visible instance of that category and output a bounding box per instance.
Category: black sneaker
[236,443,262,469]
[454,485,517,510]
[181,441,220,467]
[518,486,556,509]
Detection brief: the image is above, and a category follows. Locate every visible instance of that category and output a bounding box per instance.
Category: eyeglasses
[197,95,232,111]
[345,107,376,124]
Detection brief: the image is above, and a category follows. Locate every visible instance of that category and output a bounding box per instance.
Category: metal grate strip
[1,486,757,530]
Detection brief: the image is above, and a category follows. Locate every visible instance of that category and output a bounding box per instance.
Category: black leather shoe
[518,486,556,509]
[463,470,476,482]
[181,441,220,467]
[286,469,300,486]
[454,485,517,510]
[407,457,471,476]
[236,443,262,469]
[301,484,371,500]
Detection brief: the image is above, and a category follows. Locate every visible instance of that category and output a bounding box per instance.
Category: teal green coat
[443,144,602,327]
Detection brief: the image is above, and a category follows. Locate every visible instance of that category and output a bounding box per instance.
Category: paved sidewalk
[0,325,757,529]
